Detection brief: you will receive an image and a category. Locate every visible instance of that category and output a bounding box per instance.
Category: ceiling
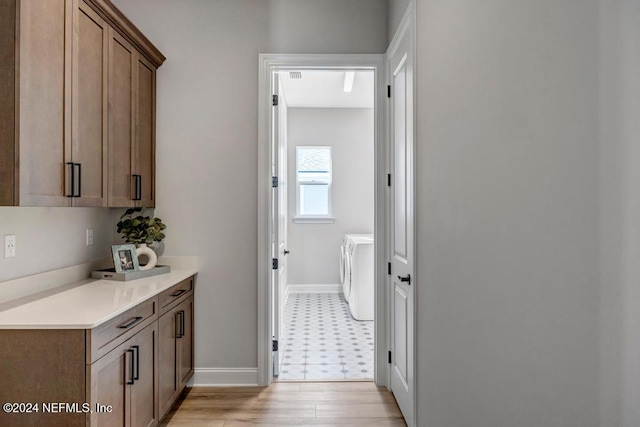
[279,70,374,108]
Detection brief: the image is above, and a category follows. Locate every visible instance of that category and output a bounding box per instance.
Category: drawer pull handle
[170,289,186,298]
[117,316,143,329]
[126,349,135,385]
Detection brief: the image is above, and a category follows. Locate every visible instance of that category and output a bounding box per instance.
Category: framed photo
[112,244,140,273]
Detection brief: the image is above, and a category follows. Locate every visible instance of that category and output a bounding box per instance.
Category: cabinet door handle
[180,310,185,338]
[131,175,141,201]
[137,175,142,201]
[66,162,75,197]
[132,345,140,381]
[176,311,185,338]
[170,289,186,298]
[175,311,182,338]
[126,349,135,385]
[117,316,143,329]
[74,163,82,197]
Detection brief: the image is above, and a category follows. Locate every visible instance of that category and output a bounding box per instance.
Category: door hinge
[273,339,279,351]
[388,262,391,275]
[272,94,279,106]
[387,173,391,187]
[387,85,391,98]
[272,176,278,188]
[272,258,279,270]
[388,350,392,364]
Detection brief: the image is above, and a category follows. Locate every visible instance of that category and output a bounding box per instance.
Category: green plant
[117,207,167,245]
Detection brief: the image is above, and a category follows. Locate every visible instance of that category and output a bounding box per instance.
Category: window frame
[294,146,335,223]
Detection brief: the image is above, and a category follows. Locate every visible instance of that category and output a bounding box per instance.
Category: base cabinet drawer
[158,294,194,419]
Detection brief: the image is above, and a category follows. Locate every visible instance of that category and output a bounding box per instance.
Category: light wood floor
[161,381,407,426]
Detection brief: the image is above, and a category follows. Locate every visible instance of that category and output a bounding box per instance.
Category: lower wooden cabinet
[0,275,195,427]
[159,295,194,419]
[88,322,157,427]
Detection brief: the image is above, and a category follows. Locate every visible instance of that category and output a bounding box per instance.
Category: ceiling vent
[289,71,302,79]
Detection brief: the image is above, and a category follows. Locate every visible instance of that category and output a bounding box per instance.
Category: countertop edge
[0,269,198,330]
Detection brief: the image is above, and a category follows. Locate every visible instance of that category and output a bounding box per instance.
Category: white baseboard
[192,367,259,386]
[286,284,342,295]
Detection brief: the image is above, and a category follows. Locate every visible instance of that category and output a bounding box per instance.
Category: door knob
[284,250,290,255]
[397,274,411,285]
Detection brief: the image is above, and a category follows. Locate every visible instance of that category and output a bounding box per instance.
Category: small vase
[136,243,158,271]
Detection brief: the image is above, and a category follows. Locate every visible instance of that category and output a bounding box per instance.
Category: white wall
[598,1,640,426]
[286,108,374,285]
[415,1,600,426]
[0,208,113,282]
[111,0,387,373]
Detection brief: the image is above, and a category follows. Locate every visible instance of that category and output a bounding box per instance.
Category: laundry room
[276,69,376,380]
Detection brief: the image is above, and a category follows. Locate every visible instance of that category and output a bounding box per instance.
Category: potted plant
[116,207,167,270]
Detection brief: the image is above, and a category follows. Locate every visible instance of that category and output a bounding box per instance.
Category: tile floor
[278,292,374,380]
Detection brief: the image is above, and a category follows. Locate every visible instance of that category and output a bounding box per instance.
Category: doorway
[275,69,376,380]
[257,53,388,387]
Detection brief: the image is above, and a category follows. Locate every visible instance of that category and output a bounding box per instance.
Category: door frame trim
[257,53,387,386]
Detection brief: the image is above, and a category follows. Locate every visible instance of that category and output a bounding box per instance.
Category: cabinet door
[88,338,129,427]
[17,0,71,206]
[129,322,158,427]
[135,55,156,208]
[178,296,194,388]
[108,28,136,207]
[158,305,179,418]
[71,0,108,207]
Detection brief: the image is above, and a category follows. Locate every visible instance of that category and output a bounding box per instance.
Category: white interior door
[271,71,281,376]
[275,74,288,376]
[388,20,415,426]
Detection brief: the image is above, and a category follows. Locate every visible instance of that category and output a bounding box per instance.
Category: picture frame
[111,244,140,273]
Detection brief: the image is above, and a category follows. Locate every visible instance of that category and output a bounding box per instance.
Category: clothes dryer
[344,235,374,320]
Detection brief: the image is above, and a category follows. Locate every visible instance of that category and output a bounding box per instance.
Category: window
[295,146,334,222]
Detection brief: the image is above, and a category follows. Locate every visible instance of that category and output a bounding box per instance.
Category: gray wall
[415,1,600,426]
[286,108,374,285]
[598,0,640,426]
[0,208,113,282]
[112,0,387,370]
[388,0,410,43]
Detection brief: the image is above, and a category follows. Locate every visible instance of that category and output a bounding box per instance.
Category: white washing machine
[340,234,374,320]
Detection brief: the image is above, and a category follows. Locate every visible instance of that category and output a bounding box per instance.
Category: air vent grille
[289,71,302,79]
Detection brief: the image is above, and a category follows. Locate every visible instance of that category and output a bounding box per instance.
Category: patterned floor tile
[306,350,342,365]
[279,292,374,380]
[305,364,346,380]
[342,363,374,379]
[278,364,306,380]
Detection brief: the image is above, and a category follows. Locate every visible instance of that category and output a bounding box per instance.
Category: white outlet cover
[4,234,16,258]
[86,228,94,246]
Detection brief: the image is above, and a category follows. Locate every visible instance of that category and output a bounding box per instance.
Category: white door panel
[271,72,282,377]
[276,74,288,377]
[389,14,414,426]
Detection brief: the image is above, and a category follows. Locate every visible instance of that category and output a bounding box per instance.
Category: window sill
[293,216,335,224]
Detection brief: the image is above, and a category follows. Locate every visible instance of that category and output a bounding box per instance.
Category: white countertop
[0,268,197,329]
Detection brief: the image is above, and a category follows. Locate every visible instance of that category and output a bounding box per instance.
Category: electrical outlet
[4,234,16,258]
[86,228,94,246]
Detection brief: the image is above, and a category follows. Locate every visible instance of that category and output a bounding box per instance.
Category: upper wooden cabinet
[0,0,71,206]
[108,30,157,208]
[0,0,165,207]
[72,0,109,207]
